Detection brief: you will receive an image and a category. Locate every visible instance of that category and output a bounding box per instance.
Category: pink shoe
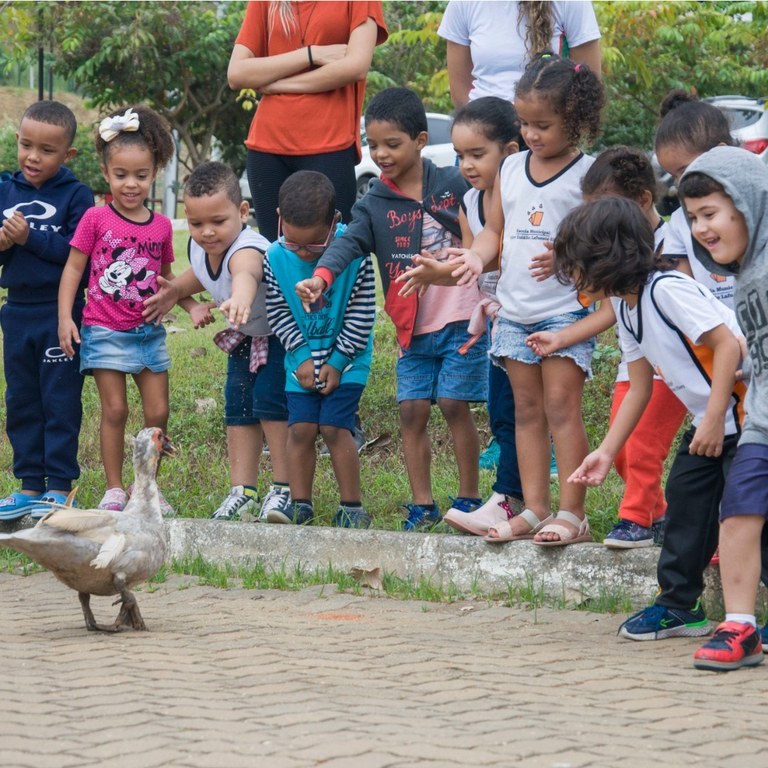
[98,487,128,511]
[445,492,522,536]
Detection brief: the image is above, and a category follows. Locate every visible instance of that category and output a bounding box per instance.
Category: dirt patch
[0,85,98,128]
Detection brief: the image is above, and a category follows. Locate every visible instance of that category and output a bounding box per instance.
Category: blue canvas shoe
[0,492,44,521]
[28,491,76,522]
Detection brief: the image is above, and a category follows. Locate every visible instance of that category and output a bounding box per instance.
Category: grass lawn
[0,226,646,538]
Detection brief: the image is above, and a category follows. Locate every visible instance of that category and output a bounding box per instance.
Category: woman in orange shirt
[229,1,388,240]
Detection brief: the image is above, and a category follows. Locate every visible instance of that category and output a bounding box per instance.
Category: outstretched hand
[143,275,178,325]
[567,450,612,487]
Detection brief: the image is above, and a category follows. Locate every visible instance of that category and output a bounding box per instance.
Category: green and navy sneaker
[618,600,711,641]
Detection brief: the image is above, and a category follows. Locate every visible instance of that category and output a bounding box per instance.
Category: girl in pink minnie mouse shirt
[58,106,177,513]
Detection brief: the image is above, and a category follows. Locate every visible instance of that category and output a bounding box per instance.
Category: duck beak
[161,434,178,458]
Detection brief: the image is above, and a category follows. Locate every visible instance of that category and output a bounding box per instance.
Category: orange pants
[610,379,688,528]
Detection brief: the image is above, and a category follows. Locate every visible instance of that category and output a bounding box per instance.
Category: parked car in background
[239,113,456,209]
[356,112,455,199]
[653,95,768,216]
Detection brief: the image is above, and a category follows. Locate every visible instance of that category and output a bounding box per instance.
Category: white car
[356,112,455,198]
[705,95,768,164]
[239,112,456,205]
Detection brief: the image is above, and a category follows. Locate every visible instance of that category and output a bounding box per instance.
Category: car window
[427,117,452,146]
[720,106,763,130]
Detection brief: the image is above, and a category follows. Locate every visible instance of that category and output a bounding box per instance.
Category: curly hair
[515,52,604,147]
[655,90,738,155]
[452,96,523,149]
[95,105,175,170]
[278,170,336,227]
[581,146,658,203]
[184,161,242,206]
[554,197,675,297]
[518,1,553,60]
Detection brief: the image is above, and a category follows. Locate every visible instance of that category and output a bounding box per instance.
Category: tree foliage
[6,1,250,173]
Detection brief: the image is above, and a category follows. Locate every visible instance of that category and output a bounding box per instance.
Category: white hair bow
[98,108,140,142]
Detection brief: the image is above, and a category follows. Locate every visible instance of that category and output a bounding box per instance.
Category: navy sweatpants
[1,300,83,492]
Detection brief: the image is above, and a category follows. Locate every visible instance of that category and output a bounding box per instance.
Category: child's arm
[689,323,741,457]
[319,255,377,394]
[527,301,616,357]
[143,268,209,326]
[569,357,655,486]
[58,247,89,359]
[219,247,264,329]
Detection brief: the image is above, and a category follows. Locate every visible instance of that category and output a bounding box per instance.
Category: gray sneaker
[211,486,259,521]
[260,485,292,522]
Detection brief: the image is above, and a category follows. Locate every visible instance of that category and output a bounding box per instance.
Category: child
[0,101,93,521]
[398,96,525,537]
[265,170,375,527]
[556,196,746,644]
[446,53,605,544]
[142,161,292,523]
[677,147,768,671]
[654,90,737,310]
[58,106,176,514]
[527,147,688,548]
[296,87,486,531]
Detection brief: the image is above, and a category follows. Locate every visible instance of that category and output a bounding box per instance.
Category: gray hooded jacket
[682,146,768,446]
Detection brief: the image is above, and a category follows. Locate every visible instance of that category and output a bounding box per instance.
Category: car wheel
[356,174,375,200]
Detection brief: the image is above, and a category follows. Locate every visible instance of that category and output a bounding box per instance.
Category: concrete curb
[167,518,670,606]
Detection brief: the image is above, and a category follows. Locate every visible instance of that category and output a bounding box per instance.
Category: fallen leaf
[349,566,383,590]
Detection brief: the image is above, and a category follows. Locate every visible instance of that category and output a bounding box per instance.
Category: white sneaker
[259,485,292,522]
[211,486,259,521]
[444,492,522,536]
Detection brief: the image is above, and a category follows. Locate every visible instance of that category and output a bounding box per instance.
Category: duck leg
[79,592,124,633]
[111,578,148,631]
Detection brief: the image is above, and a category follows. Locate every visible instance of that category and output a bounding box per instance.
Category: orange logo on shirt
[710,273,727,283]
[528,205,544,227]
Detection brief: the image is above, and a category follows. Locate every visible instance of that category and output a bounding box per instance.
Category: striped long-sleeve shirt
[264,228,375,393]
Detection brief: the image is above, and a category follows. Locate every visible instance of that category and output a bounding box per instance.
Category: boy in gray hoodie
[679,145,768,671]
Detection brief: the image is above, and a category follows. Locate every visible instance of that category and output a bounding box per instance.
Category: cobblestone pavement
[2,571,768,768]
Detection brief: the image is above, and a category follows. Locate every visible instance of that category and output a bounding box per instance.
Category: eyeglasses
[277,214,336,255]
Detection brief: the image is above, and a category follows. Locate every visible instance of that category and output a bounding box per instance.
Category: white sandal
[532,510,592,547]
[484,508,555,543]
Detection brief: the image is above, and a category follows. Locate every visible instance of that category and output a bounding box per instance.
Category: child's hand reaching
[296,276,327,312]
[143,275,179,325]
[219,297,250,329]
[396,250,456,297]
[445,248,484,287]
[58,317,80,360]
[567,449,613,487]
[3,211,29,246]
[317,363,340,394]
[526,330,562,358]
[189,301,217,329]
[529,241,554,282]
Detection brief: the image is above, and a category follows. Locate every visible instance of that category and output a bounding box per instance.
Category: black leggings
[246,145,357,241]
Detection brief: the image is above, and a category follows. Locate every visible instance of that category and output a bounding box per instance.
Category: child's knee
[436,397,469,423]
[399,399,430,429]
[290,422,318,445]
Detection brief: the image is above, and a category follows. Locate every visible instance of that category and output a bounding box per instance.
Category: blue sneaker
[618,600,711,641]
[401,503,441,532]
[479,438,500,470]
[651,517,666,547]
[760,623,768,653]
[445,496,482,516]
[267,500,313,525]
[333,504,372,529]
[0,492,44,521]
[28,491,76,522]
[603,519,654,549]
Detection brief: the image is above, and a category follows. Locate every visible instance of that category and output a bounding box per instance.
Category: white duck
[0,428,176,632]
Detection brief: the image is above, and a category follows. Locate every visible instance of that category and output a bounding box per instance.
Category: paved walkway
[2,570,768,768]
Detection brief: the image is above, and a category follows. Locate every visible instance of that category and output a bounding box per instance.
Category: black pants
[246,145,357,241]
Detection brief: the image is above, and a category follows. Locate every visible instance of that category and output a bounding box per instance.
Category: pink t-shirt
[414,211,481,335]
[71,205,174,331]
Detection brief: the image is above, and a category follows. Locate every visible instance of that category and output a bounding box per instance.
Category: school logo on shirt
[528,204,544,227]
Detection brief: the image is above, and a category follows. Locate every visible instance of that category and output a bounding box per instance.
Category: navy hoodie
[312,158,469,348]
[0,166,93,303]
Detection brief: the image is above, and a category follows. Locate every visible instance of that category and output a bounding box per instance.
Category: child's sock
[270,481,290,492]
[243,484,258,498]
[340,500,362,508]
[725,613,757,627]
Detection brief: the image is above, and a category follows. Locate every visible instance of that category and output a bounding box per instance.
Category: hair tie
[574,64,582,73]
[99,108,140,143]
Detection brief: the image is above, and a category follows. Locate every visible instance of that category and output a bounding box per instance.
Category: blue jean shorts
[225,335,288,425]
[397,320,488,403]
[490,310,595,378]
[720,443,768,520]
[80,322,170,375]
[286,383,364,433]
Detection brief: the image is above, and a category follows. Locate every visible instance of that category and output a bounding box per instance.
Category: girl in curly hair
[58,105,178,513]
[442,53,604,545]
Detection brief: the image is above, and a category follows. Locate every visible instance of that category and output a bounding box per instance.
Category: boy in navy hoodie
[0,100,93,519]
[296,87,487,531]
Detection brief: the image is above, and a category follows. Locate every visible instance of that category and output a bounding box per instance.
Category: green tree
[6,1,250,173]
